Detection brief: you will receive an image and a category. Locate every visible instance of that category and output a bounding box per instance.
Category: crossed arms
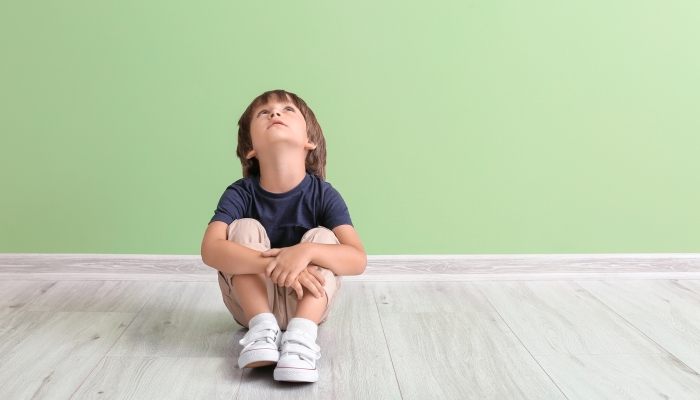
[201,222,367,283]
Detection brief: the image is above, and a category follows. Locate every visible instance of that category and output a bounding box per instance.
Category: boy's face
[246,97,315,160]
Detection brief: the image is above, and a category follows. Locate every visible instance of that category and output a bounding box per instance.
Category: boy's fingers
[305,275,324,298]
[263,248,280,257]
[305,270,325,295]
[308,273,324,296]
[293,281,303,300]
[280,273,296,286]
[317,278,325,297]
[309,268,326,286]
[280,273,296,287]
[301,277,321,298]
[270,268,282,286]
[264,261,274,277]
[284,272,297,287]
[276,271,287,286]
[318,268,326,285]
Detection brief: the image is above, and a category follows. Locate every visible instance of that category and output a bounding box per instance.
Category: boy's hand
[291,266,326,300]
[261,243,313,287]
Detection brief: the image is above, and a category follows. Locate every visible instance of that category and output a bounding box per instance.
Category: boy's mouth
[268,120,286,128]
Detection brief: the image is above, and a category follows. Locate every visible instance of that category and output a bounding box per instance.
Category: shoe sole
[274,367,318,382]
[238,349,280,369]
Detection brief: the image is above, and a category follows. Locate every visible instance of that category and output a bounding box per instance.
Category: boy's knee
[229,218,265,232]
[301,226,340,245]
[227,218,270,250]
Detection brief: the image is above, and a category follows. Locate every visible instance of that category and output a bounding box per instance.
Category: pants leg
[217,218,343,330]
[216,218,272,328]
[293,226,343,327]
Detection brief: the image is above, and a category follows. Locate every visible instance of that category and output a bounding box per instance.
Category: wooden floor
[2,256,700,398]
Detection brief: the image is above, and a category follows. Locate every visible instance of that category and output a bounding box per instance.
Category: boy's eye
[257,106,293,116]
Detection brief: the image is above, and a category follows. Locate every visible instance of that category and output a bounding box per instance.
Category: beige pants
[217,218,343,330]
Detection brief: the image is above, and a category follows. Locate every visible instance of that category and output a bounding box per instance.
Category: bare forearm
[305,243,367,276]
[201,239,269,275]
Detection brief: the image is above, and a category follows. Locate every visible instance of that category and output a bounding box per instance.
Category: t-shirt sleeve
[209,182,248,226]
[322,184,354,230]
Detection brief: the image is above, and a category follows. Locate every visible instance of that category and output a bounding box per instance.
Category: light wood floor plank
[578,280,700,372]
[679,280,700,297]
[25,281,157,313]
[107,282,242,358]
[0,311,136,400]
[535,353,700,399]
[373,281,494,313]
[476,281,664,355]
[236,282,402,400]
[71,356,239,399]
[379,311,566,398]
[0,281,58,319]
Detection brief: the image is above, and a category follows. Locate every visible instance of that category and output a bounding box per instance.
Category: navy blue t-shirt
[209,172,353,248]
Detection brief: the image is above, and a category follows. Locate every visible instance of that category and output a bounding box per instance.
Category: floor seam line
[576,280,700,375]
[476,283,571,400]
[372,284,404,400]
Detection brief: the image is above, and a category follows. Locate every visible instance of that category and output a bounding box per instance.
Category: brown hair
[236,89,327,181]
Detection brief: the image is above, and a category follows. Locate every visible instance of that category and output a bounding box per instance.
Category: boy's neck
[258,163,307,194]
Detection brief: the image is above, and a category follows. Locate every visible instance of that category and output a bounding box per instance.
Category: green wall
[1,1,698,255]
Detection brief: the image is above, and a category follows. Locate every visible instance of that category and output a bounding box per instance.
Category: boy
[201,89,366,383]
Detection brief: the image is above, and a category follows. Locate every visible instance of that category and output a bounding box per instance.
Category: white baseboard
[1,253,700,282]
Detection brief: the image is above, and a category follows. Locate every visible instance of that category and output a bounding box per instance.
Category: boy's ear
[305,140,317,150]
[246,149,257,159]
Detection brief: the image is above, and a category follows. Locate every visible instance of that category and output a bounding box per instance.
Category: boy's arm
[305,224,367,276]
[201,221,270,275]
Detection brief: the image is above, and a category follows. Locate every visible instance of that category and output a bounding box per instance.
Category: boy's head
[236,89,327,181]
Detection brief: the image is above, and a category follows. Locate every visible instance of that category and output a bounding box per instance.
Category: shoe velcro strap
[281,332,320,352]
[282,343,321,360]
[239,322,279,347]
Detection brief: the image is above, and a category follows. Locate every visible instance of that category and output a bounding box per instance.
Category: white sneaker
[238,320,282,368]
[273,330,321,382]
